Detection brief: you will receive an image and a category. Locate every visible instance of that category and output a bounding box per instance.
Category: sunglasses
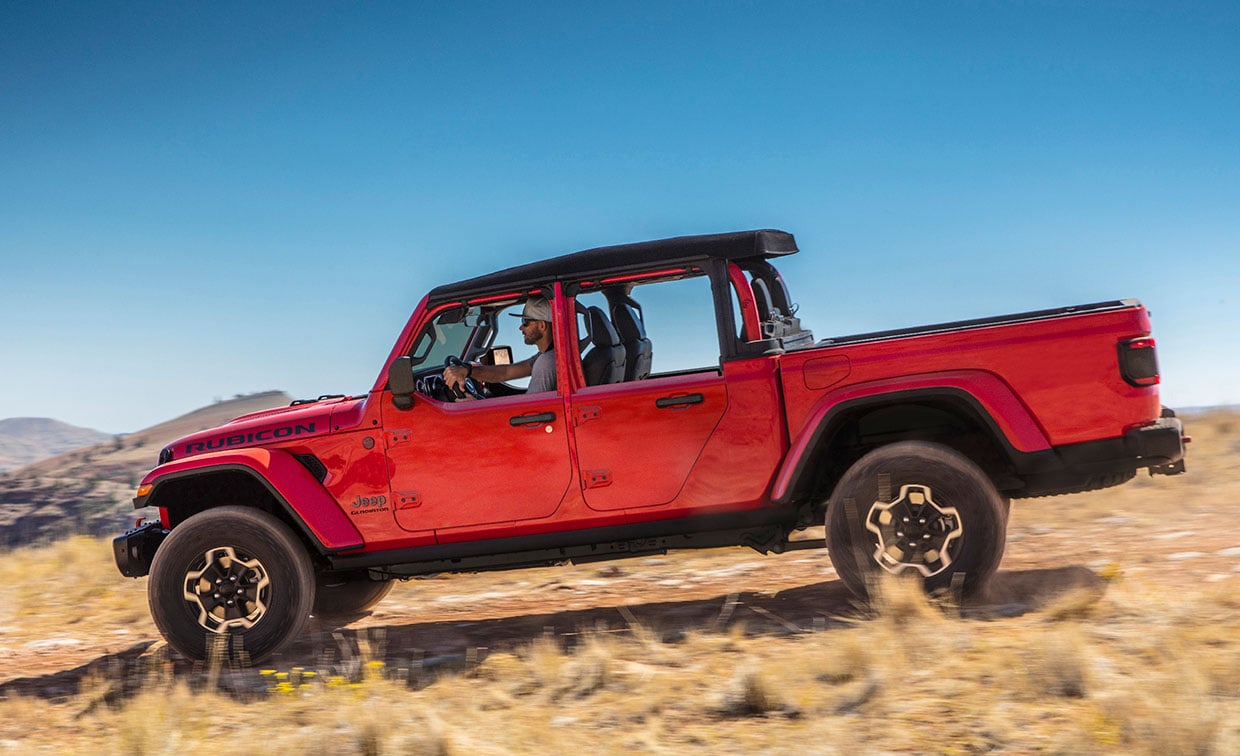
[520,318,538,327]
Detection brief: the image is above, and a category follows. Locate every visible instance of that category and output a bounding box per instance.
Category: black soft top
[429,229,797,301]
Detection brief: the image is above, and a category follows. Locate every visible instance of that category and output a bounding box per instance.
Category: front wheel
[148,506,315,663]
[826,441,1007,599]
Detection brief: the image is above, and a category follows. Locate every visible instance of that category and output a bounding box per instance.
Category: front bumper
[113,521,168,578]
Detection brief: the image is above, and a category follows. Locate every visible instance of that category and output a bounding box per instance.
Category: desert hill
[0,391,293,549]
[0,418,111,473]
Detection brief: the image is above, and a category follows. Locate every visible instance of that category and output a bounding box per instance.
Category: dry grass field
[0,409,1235,754]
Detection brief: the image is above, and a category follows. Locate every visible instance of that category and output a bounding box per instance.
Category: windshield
[408,306,490,367]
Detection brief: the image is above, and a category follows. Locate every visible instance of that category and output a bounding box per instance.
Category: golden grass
[2,572,1237,754]
[0,536,155,649]
[0,409,1237,754]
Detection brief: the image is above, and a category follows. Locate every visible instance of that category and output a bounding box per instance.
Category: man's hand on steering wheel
[442,356,486,401]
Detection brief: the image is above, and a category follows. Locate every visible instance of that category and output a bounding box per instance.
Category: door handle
[510,411,556,427]
[655,393,704,409]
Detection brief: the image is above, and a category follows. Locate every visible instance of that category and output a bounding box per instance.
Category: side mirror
[388,357,416,410]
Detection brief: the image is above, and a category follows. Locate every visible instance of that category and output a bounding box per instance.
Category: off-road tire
[827,441,1007,600]
[148,506,315,664]
[312,570,394,620]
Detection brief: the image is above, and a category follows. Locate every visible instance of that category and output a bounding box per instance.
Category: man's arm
[444,358,533,390]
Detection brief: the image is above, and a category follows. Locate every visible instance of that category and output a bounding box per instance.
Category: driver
[443,296,556,395]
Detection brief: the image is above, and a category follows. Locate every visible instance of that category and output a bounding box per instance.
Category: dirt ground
[0,410,1230,702]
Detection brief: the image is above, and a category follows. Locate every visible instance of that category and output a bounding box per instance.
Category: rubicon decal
[182,423,317,454]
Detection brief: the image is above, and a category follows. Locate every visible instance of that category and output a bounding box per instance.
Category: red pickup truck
[115,230,1187,662]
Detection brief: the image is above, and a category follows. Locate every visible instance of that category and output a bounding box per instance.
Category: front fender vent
[295,454,328,482]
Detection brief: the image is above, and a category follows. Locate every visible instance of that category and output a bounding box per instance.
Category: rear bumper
[1009,409,1187,497]
[113,521,168,578]
[1123,415,1187,472]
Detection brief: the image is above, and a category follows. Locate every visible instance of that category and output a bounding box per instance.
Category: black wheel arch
[142,466,332,561]
[778,388,1027,516]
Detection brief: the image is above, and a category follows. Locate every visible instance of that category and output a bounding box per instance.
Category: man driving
[443,296,556,394]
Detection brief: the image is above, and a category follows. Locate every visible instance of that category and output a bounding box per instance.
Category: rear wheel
[312,570,394,620]
[826,441,1007,599]
[148,506,315,663]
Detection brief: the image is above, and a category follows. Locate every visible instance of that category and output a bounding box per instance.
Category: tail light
[1118,337,1160,387]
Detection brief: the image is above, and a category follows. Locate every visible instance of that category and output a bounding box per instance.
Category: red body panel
[382,388,573,535]
[777,307,1158,452]
[570,373,728,511]
[296,402,435,552]
[624,356,788,521]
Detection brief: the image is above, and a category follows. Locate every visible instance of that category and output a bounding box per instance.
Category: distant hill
[0,418,112,473]
[0,391,293,549]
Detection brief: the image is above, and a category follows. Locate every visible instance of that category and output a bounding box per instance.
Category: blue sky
[2,2,1237,433]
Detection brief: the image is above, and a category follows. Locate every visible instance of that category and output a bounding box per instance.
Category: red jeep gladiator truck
[115,230,1187,661]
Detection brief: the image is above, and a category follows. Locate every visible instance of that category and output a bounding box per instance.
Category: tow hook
[1150,458,1186,476]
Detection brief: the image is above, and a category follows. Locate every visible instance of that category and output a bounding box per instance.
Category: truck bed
[812,299,1140,349]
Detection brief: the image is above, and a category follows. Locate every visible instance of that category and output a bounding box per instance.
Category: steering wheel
[444,356,486,401]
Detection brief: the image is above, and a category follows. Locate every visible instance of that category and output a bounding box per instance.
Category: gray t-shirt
[525,348,556,393]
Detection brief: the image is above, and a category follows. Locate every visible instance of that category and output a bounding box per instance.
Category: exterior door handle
[510,412,556,427]
[655,393,704,409]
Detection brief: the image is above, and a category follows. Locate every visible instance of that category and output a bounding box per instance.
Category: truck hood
[162,395,366,463]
